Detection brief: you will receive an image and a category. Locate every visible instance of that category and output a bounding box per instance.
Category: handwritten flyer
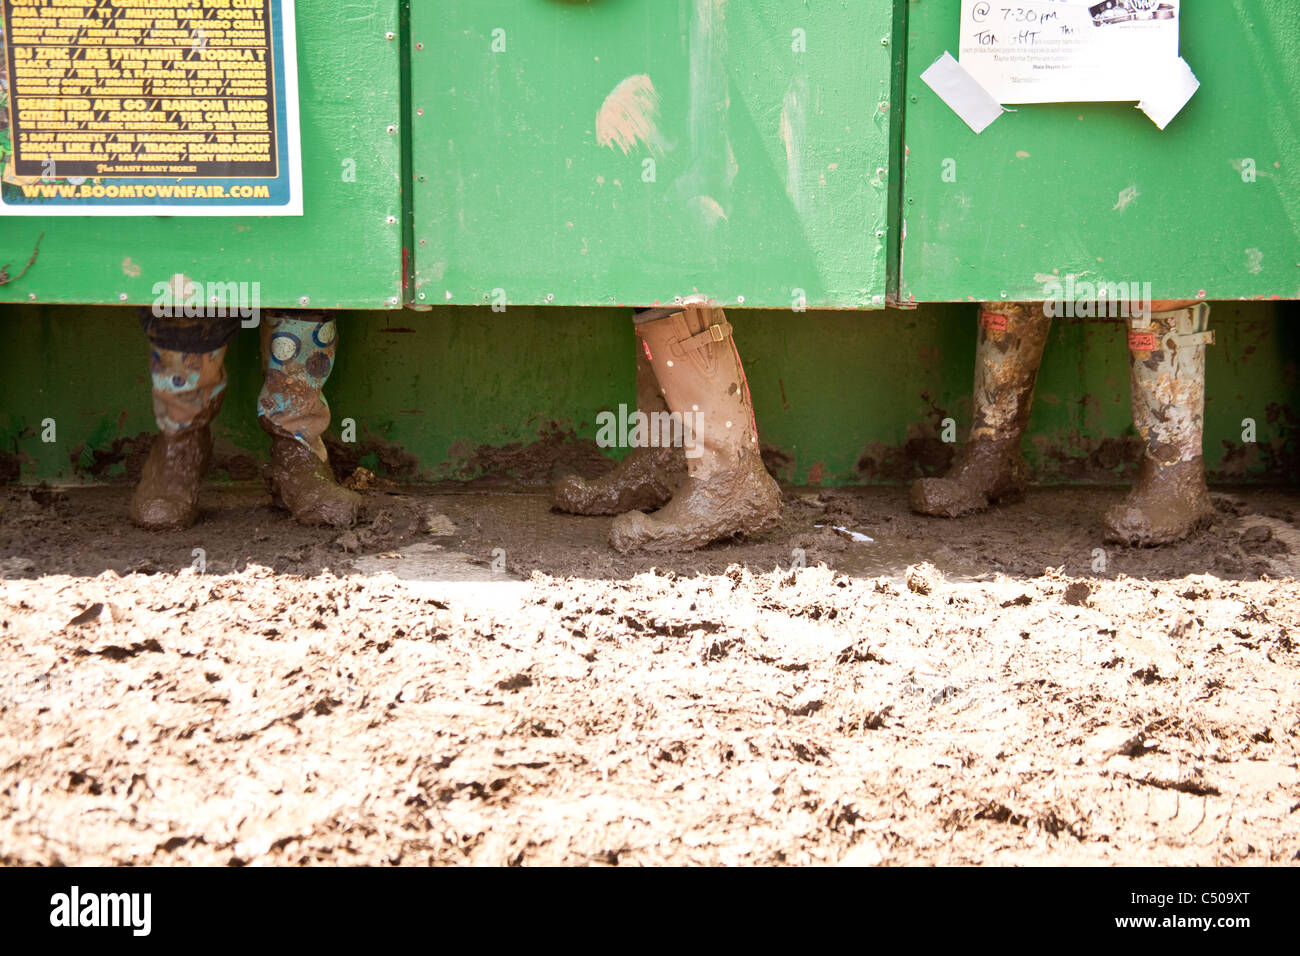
[959,1,1183,104]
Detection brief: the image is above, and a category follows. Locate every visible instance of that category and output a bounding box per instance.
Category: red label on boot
[1128,331,1158,352]
[981,312,1009,333]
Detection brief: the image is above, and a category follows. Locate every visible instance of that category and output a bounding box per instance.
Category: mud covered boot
[911,302,1052,518]
[553,342,687,515]
[257,312,360,528]
[1104,304,1215,546]
[130,346,228,530]
[610,305,781,552]
[267,435,361,527]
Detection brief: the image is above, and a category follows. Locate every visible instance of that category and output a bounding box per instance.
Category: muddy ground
[1,479,1298,866]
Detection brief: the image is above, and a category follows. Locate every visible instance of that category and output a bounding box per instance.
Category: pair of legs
[552,304,783,551]
[132,309,360,530]
[912,301,1215,545]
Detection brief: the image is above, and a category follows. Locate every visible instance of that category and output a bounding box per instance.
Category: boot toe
[130,493,197,531]
[291,488,361,528]
[610,510,707,553]
[1102,503,1149,546]
[609,511,655,553]
[551,474,592,514]
[1103,499,1211,548]
[609,470,781,553]
[552,449,684,517]
[268,437,362,528]
[910,478,989,518]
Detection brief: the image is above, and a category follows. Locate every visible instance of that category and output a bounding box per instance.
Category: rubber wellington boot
[911,302,1052,518]
[609,305,781,552]
[1103,304,1215,546]
[257,312,360,528]
[553,340,688,515]
[130,347,228,530]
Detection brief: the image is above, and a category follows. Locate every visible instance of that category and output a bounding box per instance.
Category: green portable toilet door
[409,0,897,311]
[900,0,1300,304]
[0,0,404,309]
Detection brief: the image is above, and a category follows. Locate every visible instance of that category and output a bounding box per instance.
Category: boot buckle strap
[1170,330,1215,348]
[1145,302,1212,331]
[1128,329,1215,352]
[673,320,733,355]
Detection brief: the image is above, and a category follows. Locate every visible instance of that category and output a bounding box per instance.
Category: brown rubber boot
[257,312,360,527]
[553,342,688,515]
[1103,304,1215,546]
[267,435,361,527]
[609,305,782,552]
[130,347,228,530]
[911,302,1052,517]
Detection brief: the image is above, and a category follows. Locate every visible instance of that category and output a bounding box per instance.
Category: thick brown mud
[2,483,1298,865]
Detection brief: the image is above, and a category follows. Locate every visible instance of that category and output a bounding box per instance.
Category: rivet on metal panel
[385,31,395,41]
[545,294,555,303]
[388,296,400,307]
[299,296,311,306]
[387,215,397,225]
[418,292,427,301]
[418,239,428,247]
[881,37,889,46]
[737,295,746,304]
[119,293,128,301]
[387,125,398,135]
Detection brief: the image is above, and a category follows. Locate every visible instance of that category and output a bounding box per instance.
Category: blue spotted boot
[257,312,360,527]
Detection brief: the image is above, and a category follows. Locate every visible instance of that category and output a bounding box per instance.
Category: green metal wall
[5,2,1299,310]
[900,0,1300,303]
[2,302,1295,488]
[409,0,897,310]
